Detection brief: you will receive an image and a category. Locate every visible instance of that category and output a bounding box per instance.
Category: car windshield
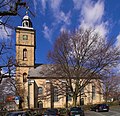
[70,107,82,111]
[6,112,28,116]
[44,108,58,114]
[100,104,108,107]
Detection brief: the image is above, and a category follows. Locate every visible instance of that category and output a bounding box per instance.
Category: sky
[1,0,120,65]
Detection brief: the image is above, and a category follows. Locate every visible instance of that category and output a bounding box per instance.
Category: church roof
[28,64,99,79]
[28,64,64,79]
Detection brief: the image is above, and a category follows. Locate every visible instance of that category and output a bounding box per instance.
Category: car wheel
[96,109,99,112]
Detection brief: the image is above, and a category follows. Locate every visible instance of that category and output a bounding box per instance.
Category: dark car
[43,108,60,116]
[90,104,109,112]
[68,107,85,116]
[5,111,31,116]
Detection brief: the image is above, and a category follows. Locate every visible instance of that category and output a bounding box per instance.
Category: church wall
[31,78,104,108]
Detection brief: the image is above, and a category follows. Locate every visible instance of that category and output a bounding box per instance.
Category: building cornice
[15,44,35,47]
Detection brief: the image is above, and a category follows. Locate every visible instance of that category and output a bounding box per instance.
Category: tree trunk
[73,94,77,107]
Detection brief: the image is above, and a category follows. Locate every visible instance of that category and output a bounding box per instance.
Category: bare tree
[0,0,26,16]
[0,77,25,108]
[0,0,34,34]
[0,40,16,83]
[0,0,34,82]
[101,76,120,103]
[47,28,120,106]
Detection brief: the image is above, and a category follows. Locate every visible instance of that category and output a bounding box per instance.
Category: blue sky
[1,0,120,64]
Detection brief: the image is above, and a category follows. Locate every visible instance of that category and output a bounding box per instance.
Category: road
[85,106,120,116]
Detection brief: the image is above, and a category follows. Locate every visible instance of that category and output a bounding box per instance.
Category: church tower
[16,13,36,107]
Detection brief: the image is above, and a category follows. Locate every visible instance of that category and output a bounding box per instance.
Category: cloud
[50,0,62,14]
[81,0,104,25]
[40,0,47,14]
[41,0,71,42]
[49,0,71,25]
[114,34,120,74]
[115,33,120,48]
[38,0,108,42]
[56,11,71,25]
[73,0,84,10]
[33,0,38,12]
[79,0,108,38]
[43,24,52,43]
[33,0,46,13]
[0,25,12,39]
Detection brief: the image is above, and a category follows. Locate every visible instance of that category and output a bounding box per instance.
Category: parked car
[5,111,32,116]
[43,108,60,116]
[68,107,85,116]
[90,104,109,112]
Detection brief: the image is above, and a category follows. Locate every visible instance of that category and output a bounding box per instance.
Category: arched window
[23,49,27,60]
[25,21,29,27]
[22,21,29,27]
[38,87,43,94]
[67,88,72,101]
[92,85,96,99]
[54,86,58,102]
[23,73,27,82]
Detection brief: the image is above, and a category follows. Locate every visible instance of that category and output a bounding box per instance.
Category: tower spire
[26,6,29,15]
[22,9,32,28]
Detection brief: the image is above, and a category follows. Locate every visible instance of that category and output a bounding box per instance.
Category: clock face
[23,35,28,40]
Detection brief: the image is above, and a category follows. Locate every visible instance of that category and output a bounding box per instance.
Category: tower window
[23,35,28,40]
[25,22,29,27]
[23,49,27,60]
[23,73,27,82]
[23,21,29,27]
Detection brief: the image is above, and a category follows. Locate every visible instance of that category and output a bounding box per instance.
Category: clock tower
[16,13,36,107]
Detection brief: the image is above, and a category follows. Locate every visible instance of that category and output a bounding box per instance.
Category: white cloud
[81,0,104,25]
[0,25,12,39]
[33,0,47,13]
[57,11,71,25]
[43,24,52,43]
[94,22,108,38]
[50,0,62,13]
[41,0,47,13]
[79,0,108,38]
[49,0,71,25]
[73,0,84,10]
[115,34,120,48]
[33,0,37,12]
[60,26,66,32]
[41,0,71,42]
[113,34,120,73]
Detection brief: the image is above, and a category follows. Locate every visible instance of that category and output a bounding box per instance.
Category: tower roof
[22,12,33,28]
[23,15,30,20]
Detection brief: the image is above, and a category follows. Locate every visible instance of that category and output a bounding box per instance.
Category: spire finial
[26,6,29,15]
[26,10,28,15]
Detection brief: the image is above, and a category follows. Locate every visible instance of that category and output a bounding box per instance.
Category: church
[15,13,104,109]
